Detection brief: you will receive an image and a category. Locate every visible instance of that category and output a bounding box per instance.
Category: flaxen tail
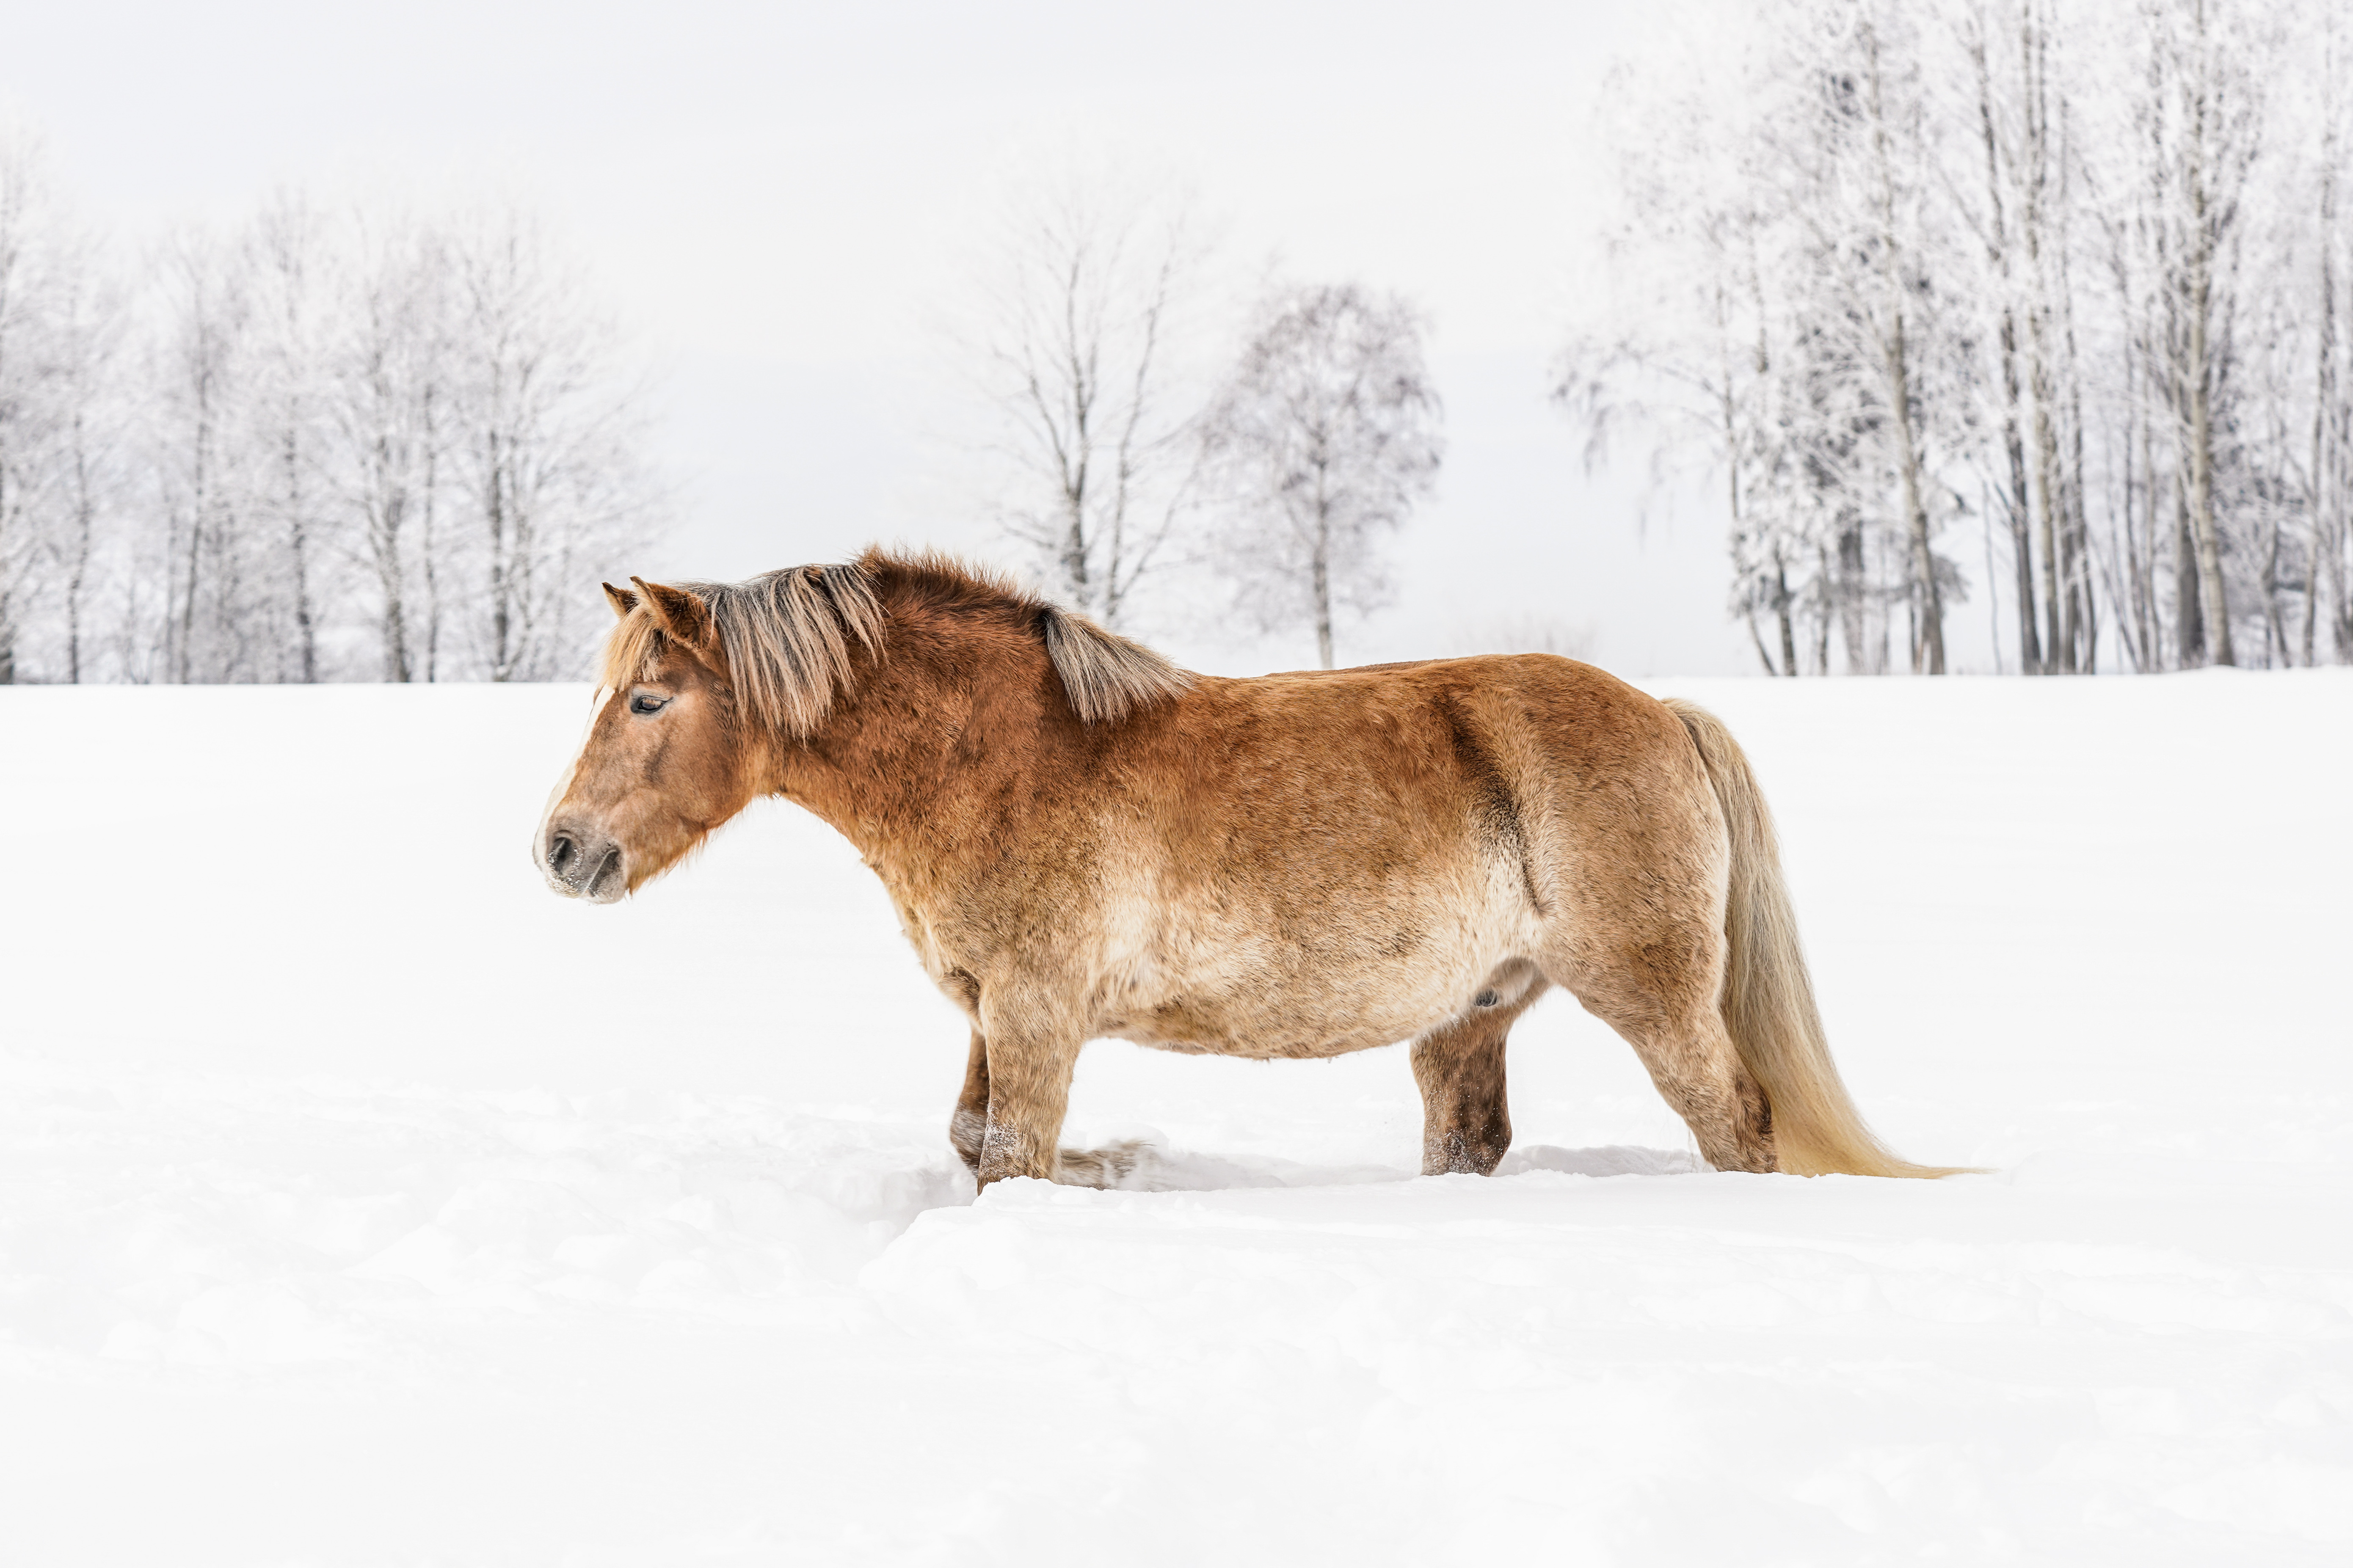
[1664,699,1970,1179]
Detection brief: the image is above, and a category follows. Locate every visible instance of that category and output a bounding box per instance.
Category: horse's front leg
[950,1028,989,1176]
[974,992,1085,1188]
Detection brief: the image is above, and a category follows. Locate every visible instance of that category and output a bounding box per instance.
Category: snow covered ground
[3,669,2348,1565]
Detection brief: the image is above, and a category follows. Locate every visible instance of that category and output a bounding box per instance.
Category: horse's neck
[771,628,1055,886]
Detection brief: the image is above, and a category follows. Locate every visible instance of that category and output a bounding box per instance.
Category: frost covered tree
[322,205,655,684]
[0,158,662,686]
[2310,11,2353,663]
[1570,0,2345,673]
[1558,43,1808,674]
[332,213,445,682]
[0,134,126,685]
[447,207,657,683]
[1565,2,1974,676]
[44,238,124,685]
[0,135,53,685]
[151,231,257,684]
[963,168,1209,628]
[1201,282,1443,668]
[138,213,330,686]
[243,194,332,683]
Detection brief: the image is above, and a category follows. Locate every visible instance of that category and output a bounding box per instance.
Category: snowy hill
[4,671,2349,1565]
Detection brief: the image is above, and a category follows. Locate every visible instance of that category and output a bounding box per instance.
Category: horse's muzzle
[541,819,628,903]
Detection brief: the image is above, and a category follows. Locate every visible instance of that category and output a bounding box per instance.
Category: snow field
[3,670,2349,1564]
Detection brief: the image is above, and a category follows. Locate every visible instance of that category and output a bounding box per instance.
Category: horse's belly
[1111,1004,1404,1061]
[1099,900,1538,1060]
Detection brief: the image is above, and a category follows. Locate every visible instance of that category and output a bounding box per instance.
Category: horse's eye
[630,694,668,715]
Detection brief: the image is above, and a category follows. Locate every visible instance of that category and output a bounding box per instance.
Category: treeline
[0,143,656,684]
[1567,0,2350,673]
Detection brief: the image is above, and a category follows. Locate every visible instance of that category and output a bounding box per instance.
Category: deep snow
[3,670,2348,1565]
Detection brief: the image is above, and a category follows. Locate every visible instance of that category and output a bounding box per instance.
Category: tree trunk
[1837,523,1867,674]
[1060,509,1089,616]
[1311,510,1334,670]
[1776,553,1799,677]
[2057,88,2096,675]
[1890,331,1944,675]
[178,369,210,684]
[487,424,511,682]
[284,423,317,683]
[2030,360,2065,670]
[2064,335,2096,672]
[1974,21,2042,673]
[2128,347,2160,669]
[1982,490,2006,672]
[1815,542,1834,676]
[378,489,411,684]
[2311,50,2339,667]
[2174,484,2204,664]
[2019,0,2069,672]
[2261,502,2284,666]
[421,384,441,683]
[2000,309,2042,674]
[373,405,412,684]
[2182,0,2234,666]
[1862,16,1943,675]
[66,411,94,684]
[2184,262,2231,666]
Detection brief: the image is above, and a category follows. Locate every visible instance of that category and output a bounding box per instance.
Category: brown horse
[538,548,1960,1186]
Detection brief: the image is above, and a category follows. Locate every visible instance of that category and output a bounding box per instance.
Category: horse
[537,548,1961,1186]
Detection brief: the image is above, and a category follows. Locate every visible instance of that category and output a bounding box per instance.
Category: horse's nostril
[549,834,576,874]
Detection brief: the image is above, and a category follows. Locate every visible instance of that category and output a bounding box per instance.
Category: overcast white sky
[5,0,1782,675]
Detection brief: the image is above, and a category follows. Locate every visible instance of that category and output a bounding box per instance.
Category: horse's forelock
[597,606,667,693]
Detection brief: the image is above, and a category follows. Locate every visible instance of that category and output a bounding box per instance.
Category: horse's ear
[631,578,719,661]
[602,581,639,620]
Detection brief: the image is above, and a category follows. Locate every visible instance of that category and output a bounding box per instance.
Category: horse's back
[1153,652,1701,811]
[1142,650,1724,949]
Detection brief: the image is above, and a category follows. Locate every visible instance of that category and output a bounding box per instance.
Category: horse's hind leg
[1544,923,1775,1174]
[1412,970,1549,1176]
[1622,1006,1774,1174]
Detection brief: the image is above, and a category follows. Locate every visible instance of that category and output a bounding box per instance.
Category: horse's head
[533,553,1181,904]
[537,579,767,903]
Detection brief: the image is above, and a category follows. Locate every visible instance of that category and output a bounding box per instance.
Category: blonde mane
[599,549,1193,733]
